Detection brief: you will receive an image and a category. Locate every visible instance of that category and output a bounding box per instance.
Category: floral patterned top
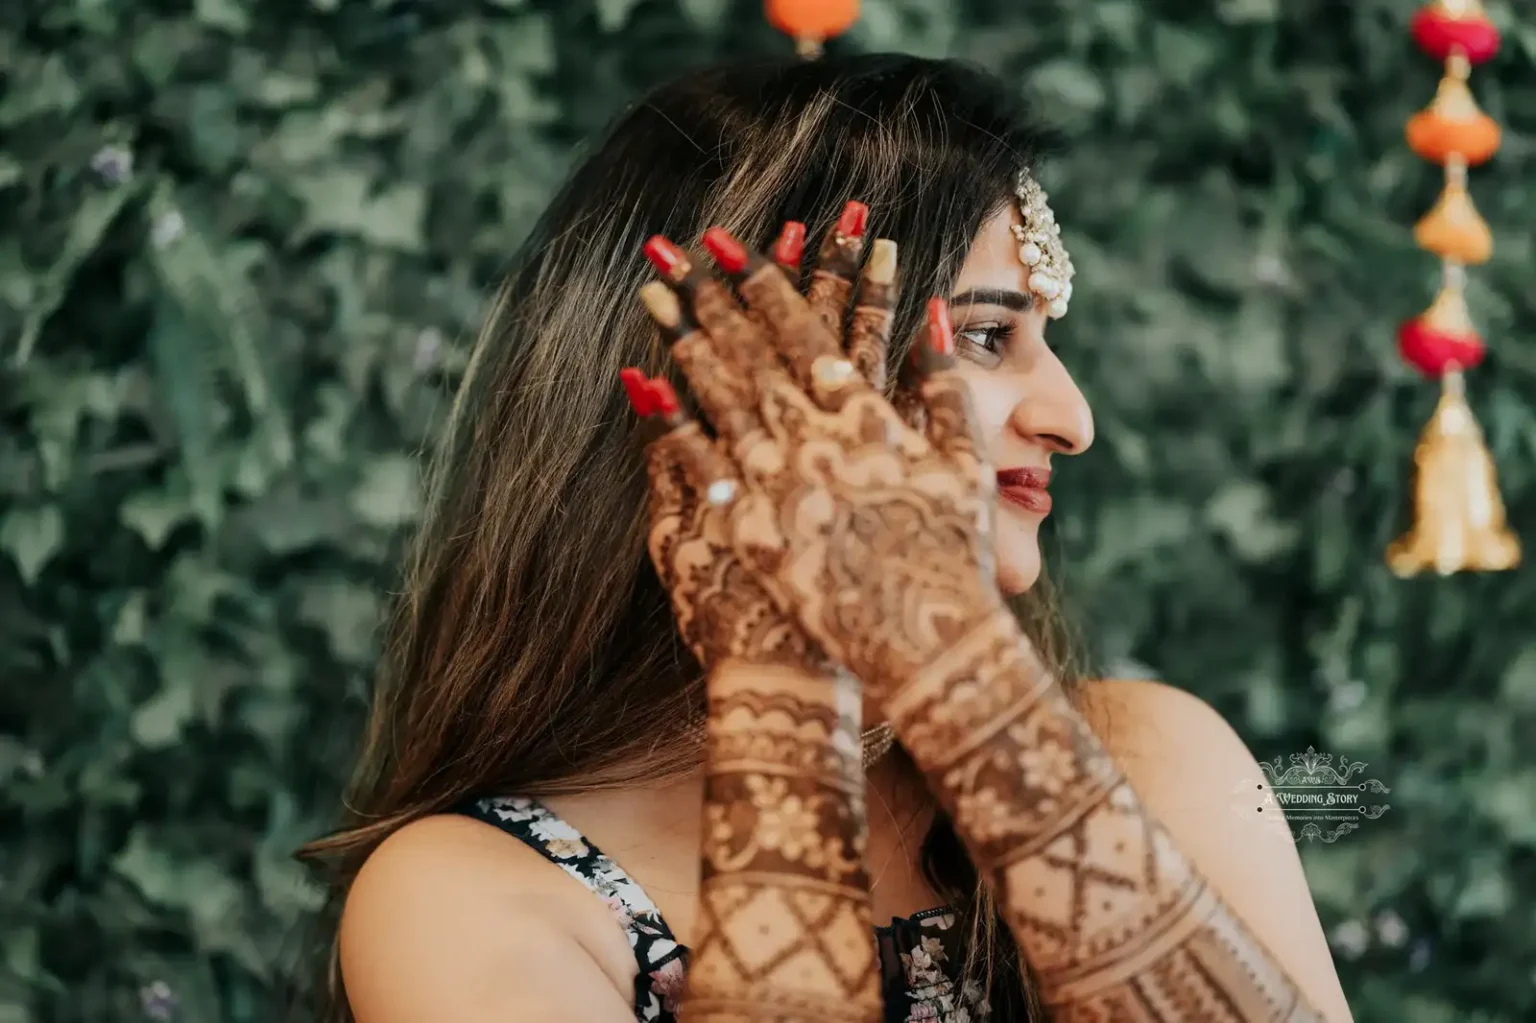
[457,796,994,1023]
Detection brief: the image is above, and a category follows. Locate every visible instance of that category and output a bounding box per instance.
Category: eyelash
[956,322,1016,359]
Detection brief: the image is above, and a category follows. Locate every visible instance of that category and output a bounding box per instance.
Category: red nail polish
[836,201,869,239]
[647,377,682,418]
[702,228,750,275]
[774,221,806,267]
[926,298,955,357]
[620,367,657,416]
[643,235,690,280]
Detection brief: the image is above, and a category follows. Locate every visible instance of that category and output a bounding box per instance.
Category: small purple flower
[92,145,135,184]
[139,980,177,1021]
[649,958,686,1013]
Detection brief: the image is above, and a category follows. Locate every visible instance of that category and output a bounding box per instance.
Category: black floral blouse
[457,796,993,1023]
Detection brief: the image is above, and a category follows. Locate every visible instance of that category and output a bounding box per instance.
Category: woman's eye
[954,323,1014,367]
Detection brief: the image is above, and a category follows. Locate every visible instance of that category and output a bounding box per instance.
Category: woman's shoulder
[337,810,639,1023]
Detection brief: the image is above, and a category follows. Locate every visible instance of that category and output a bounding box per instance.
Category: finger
[772,221,807,283]
[643,235,781,385]
[625,369,690,585]
[638,282,760,443]
[846,239,897,391]
[916,298,987,463]
[806,201,868,337]
[702,227,862,410]
[648,377,743,511]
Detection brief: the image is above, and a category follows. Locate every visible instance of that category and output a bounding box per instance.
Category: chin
[993,515,1042,595]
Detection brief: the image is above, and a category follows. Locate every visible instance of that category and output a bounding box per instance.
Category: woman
[305,54,1352,1021]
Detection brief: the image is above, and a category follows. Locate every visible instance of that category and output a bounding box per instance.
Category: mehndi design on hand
[642,226,1330,1021]
[627,214,913,1023]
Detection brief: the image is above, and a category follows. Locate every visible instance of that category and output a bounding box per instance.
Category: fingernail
[643,235,691,281]
[620,367,657,416]
[836,201,869,239]
[701,227,750,275]
[926,298,955,357]
[773,221,807,267]
[648,377,682,418]
[866,239,898,285]
[638,281,683,329]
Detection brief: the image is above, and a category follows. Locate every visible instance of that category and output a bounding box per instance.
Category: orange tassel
[1406,76,1502,165]
[1413,179,1494,264]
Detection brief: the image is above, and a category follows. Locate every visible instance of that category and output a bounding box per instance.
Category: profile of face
[935,205,1095,594]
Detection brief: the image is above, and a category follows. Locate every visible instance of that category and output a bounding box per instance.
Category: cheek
[949,368,1018,454]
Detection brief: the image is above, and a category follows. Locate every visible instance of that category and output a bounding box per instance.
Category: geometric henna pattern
[641,222,1330,1021]
[888,611,1325,1022]
[680,667,883,1023]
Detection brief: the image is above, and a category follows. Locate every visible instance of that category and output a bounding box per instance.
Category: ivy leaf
[0,505,63,585]
[349,455,421,528]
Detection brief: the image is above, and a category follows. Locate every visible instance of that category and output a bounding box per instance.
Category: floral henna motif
[655,225,1330,1022]
[683,667,883,1022]
[885,610,1323,1021]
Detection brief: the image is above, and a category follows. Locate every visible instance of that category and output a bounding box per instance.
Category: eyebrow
[948,288,1034,312]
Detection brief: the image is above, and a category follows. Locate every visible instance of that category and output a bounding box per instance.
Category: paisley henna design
[806,201,869,337]
[660,237,1331,1020]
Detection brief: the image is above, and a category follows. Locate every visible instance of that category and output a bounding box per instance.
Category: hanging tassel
[1386,371,1521,576]
[765,0,860,59]
[1388,2,1519,575]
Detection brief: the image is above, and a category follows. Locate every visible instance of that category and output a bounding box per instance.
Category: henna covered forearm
[883,609,1323,1022]
[681,663,883,1023]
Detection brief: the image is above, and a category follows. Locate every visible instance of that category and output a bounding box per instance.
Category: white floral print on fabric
[894,913,992,1023]
[473,797,686,1021]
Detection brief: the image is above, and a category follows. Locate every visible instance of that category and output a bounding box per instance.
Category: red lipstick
[995,467,1052,515]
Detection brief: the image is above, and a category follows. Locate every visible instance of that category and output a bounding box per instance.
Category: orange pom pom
[765,0,860,40]
[1407,110,1502,165]
[1406,76,1502,165]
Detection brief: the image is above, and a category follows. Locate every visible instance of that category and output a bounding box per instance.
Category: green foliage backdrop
[3,0,1533,1020]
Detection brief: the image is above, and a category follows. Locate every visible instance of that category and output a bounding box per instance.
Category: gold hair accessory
[1010,171,1075,319]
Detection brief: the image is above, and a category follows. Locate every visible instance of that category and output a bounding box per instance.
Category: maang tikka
[1011,170,1075,319]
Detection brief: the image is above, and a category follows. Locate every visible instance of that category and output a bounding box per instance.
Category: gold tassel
[1386,371,1521,576]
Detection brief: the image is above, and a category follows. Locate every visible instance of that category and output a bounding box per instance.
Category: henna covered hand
[629,214,905,1023]
[641,227,1331,1022]
[643,226,1001,700]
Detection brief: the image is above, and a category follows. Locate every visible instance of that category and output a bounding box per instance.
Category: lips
[995,467,1052,515]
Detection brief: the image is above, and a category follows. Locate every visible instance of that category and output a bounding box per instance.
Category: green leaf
[0,505,63,585]
[292,168,427,251]
[120,486,197,550]
[349,455,422,528]
[595,0,644,31]
[12,175,141,365]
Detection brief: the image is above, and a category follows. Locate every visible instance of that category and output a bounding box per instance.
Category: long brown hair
[300,53,1085,1021]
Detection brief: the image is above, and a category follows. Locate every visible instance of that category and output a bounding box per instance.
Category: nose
[1007,350,1094,455]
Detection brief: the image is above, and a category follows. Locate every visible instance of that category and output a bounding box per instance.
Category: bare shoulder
[1079,678,1354,1022]
[339,812,638,1023]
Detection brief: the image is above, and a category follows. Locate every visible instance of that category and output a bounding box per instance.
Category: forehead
[953,204,1028,294]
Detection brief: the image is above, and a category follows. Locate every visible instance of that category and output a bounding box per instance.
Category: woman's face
[941,206,1095,594]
